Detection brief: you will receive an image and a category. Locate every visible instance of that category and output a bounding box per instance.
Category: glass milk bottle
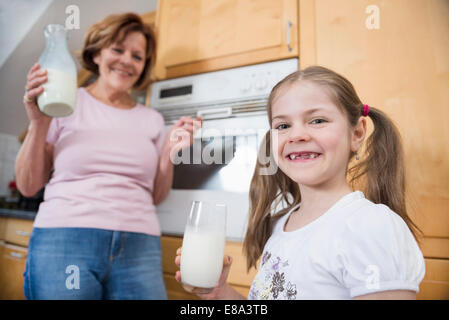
[37,24,77,117]
[180,201,227,294]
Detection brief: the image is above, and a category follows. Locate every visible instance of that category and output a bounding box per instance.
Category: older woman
[16,13,199,299]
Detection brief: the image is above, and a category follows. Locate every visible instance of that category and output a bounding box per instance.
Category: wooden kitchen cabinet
[298,0,449,299]
[0,217,33,300]
[0,242,27,300]
[154,0,298,79]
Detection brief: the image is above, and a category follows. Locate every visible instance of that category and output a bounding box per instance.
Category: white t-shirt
[248,191,425,300]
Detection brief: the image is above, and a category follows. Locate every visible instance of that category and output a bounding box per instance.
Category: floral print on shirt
[249,251,297,300]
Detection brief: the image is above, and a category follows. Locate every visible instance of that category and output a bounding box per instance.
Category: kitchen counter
[0,208,36,220]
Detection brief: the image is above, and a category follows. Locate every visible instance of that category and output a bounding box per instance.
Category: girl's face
[94,31,146,91]
[270,81,365,188]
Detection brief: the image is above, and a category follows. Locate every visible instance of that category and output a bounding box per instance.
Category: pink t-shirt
[33,87,167,236]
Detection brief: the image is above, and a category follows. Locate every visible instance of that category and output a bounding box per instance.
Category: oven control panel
[150,58,299,109]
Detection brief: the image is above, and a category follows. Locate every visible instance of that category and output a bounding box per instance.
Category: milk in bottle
[37,24,77,117]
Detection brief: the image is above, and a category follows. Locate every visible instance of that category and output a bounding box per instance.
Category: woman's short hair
[81,12,156,90]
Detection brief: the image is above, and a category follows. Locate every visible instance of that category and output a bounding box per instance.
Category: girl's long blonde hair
[243,66,422,271]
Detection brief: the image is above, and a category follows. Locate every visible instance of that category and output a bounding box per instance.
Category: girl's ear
[351,117,367,153]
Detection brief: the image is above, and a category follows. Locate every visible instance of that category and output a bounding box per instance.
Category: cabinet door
[299,0,449,298]
[0,243,27,300]
[155,0,298,79]
[417,258,449,300]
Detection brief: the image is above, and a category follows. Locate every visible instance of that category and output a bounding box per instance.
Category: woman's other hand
[166,116,202,159]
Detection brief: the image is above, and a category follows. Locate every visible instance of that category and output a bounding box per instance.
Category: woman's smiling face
[93,31,146,91]
[270,81,355,188]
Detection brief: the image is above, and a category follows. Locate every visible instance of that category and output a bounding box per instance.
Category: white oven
[150,58,298,241]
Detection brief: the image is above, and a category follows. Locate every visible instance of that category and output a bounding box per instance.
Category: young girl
[175,66,425,300]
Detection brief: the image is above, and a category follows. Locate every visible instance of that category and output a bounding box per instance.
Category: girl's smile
[286,151,322,161]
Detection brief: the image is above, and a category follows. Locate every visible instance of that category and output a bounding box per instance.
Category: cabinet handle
[16,230,30,237]
[10,251,25,259]
[286,20,293,52]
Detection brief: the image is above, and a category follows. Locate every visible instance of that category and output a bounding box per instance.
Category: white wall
[0,133,21,196]
[0,0,158,137]
[0,0,54,69]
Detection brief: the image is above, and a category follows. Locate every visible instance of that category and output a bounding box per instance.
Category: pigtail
[349,106,422,242]
[243,131,300,272]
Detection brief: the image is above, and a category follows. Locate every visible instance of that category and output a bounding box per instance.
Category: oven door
[156,115,269,241]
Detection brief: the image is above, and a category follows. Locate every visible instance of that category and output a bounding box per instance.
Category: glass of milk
[180,201,226,294]
[37,24,77,117]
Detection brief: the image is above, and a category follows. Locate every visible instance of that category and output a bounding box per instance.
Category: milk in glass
[180,227,226,289]
[180,201,227,293]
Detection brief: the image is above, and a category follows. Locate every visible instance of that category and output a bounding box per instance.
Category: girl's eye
[275,123,289,130]
[133,55,142,61]
[113,48,123,54]
[310,118,327,125]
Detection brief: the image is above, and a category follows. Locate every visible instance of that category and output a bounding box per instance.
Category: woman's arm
[152,116,202,205]
[16,63,54,197]
[15,120,53,197]
[152,141,174,205]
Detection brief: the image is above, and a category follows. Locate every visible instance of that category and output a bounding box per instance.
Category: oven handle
[197,107,232,120]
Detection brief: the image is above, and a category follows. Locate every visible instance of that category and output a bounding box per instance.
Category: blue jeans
[24,227,167,300]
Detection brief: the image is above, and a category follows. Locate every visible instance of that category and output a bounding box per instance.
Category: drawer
[4,218,33,247]
[420,237,449,259]
[0,242,27,300]
[417,258,449,300]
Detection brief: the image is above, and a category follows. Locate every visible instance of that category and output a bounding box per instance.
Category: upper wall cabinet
[154,0,298,79]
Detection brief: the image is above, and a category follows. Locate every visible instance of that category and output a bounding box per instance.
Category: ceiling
[0,0,54,69]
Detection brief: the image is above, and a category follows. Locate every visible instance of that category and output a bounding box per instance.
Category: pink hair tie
[362,104,370,117]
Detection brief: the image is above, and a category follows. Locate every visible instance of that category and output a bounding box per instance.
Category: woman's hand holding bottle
[23,63,51,126]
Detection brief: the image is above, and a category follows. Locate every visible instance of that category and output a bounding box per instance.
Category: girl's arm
[354,290,416,300]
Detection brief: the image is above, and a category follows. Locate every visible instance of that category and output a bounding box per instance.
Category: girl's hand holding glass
[175,247,233,300]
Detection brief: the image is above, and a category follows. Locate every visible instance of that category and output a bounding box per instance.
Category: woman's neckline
[81,87,138,111]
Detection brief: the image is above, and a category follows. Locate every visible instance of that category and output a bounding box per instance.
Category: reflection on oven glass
[172,134,259,192]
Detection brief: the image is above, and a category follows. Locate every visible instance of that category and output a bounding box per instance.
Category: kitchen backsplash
[0,132,21,196]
